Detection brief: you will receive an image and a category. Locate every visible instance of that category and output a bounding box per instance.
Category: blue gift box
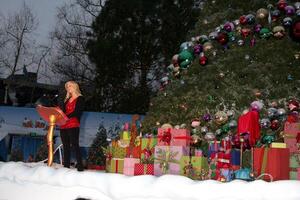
[230,149,240,165]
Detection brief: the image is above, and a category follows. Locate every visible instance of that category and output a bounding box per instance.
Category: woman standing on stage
[60,81,84,171]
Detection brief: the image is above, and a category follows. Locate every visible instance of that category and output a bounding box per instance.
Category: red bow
[160,128,172,145]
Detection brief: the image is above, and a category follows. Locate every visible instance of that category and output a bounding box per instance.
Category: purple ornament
[202,113,212,122]
[285,5,295,16]
[193,44,203,55]
[224,22,234,32]
[253,24,262,34]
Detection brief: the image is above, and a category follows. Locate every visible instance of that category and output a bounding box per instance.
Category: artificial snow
[0,162,300,200]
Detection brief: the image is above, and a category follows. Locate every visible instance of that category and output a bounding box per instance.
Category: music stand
[36,105,68,166]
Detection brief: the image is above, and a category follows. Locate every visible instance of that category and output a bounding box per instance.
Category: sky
[0,162,300,200]
[0,0,69,45]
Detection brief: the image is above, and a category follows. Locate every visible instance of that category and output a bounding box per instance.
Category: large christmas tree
[142,0,300,148]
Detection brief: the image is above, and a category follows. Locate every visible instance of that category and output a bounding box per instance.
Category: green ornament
[261,133,276,145]
[221,124,230,133]
[178,50,194,69]
[259,28,272,39]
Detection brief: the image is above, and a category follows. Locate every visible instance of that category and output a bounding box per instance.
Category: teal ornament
[259,28,272,39]
[261,133,276,145]
[178,50,194,69]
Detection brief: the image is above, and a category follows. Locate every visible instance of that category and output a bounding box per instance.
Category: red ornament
[217,32,229,45]
[239,15,247,25]
[277,0,287,11]
[290,20,300,42]
[270,119,280,131]
[199,55,208,66]
[241,28,251,38]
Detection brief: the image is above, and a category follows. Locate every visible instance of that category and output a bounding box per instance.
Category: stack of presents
[104,114,300,182]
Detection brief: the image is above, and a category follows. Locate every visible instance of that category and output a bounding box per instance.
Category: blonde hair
[64,81,82,102]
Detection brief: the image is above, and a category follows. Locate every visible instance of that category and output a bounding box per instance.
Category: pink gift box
[157,128,190,146]
[123,158,140,176]
[170,129,191,146]
[284,138,298,153]
[154,145,189,176]
[284,122,300,136]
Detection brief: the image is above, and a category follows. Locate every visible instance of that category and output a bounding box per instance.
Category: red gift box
[134,163,154,175]
[253,147,289,181]
[216,152,231,169]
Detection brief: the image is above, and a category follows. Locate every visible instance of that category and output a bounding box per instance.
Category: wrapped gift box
[284,122,300,136]
[290,153,300,168]
[107,158,124,174]
[180,156,209,180]
[230,149,241,166]
[216,152,231,169]
[123,158,140,176]
[134,163,154,175]
[170,128,191,146]
[154,145,189,176]
[284,138,298,153]
[253,147,289,181]
[220,168,233,182]
[141,137,157,163]
[289,167,300,180]
[157,128,190,146]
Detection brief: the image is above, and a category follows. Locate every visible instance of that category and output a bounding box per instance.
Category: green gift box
[180,156,209,180]
[141,137,157,163]
[107,158,124,174]
[290,153,300,168]
[112,146,127,158]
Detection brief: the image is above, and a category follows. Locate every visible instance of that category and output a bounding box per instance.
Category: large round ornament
[204,132,215,141]
[180,41,193,52]
[202,113,212,122]
[246,14,255,24]
[224,22,234,32]
[239,15,247,25]
[267,107,278,119]
[272,25,285,39]
[259,28,272,39]
[260,118,271,129]
[197,35,209,44]
[283,17,293,27]
[215,111,228,125]
[271,9,281,21]
[200,126,208,134]
[193,44,203,55]
[295,2,300,10]
[270,119,280,130]
[253,24,262,33]
[228,120,237,129]
[285,5,295,16]
[277,0,287,11]
[191,118,201,128]
[241,28,251,38]
[217,32,229,45]
[178,50,194,68]
[199,53,208,66]
[203,42,213,51]
[209,31,218,40]
[290,20,300,42]
[256,8,269,19]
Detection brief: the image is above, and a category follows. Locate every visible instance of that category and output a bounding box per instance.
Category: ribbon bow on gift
[155,146,179,174]
[160,128,172,145]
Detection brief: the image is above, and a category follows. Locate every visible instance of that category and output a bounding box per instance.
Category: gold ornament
[215,111,228,125]
[256,8,269,19]
[203,42,213,51]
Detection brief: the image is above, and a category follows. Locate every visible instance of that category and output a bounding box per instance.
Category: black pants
[60,127,83,170]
